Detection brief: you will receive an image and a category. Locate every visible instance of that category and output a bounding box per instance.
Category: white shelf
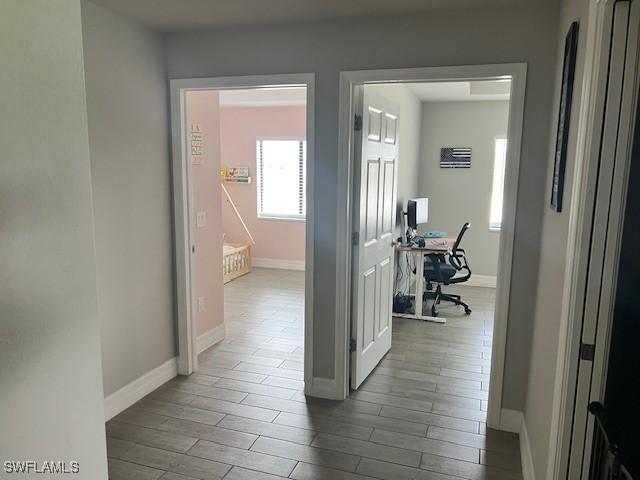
[224,177,252,184]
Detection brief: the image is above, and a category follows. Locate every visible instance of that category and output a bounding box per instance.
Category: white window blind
[256,139,306,220]
[489,137,507,231]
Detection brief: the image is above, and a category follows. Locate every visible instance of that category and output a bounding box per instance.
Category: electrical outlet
[196,211,206,227]
[197,297,205,312]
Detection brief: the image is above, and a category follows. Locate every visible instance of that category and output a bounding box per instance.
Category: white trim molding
[104,357,178,421]
[335,64,527,416]
[499,410,535,480]
[306,377,339,399]
[197,323,226,354]
[252,258,305,271]
[521,416,536,480]
[499,408,523,433]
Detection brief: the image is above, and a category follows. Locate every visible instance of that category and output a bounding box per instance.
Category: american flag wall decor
[440,147,472,168]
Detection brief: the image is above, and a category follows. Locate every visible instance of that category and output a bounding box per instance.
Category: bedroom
[186,86,308,386]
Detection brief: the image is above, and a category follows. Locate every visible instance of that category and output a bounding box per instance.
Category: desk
[394,238,456,324]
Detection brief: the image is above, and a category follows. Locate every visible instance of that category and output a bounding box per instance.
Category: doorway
[169,74,315,394]
[192,86,308,395]
[336,65,528,430]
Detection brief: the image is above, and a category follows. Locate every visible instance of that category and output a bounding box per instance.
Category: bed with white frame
[222,183,255,283]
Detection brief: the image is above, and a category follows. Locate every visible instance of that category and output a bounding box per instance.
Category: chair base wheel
[464,307,472,315]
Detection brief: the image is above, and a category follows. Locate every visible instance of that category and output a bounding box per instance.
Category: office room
[350,79,515,449]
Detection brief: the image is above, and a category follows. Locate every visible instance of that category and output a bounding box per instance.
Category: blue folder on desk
[424,231,447,238]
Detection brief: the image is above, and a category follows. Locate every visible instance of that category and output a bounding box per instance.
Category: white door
[350,88,400,390]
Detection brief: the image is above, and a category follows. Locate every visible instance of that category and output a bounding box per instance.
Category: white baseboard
[520,416,536,480]
[104,357,177,421]
[252,257,305,271]
[305,377,338,399]
[499,408,523,433]
[197,323,226,354]
[497,409,534,479]
[464,274,497,288]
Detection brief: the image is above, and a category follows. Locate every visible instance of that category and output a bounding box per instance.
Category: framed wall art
[551,21,579,212]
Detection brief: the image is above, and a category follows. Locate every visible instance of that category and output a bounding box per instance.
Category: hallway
[106,269,521,479]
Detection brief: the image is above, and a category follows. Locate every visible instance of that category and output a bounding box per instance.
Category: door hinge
[354,114,363,132]
[350,338,357,352]
[580,342,596,362]
[192,244,196,254]
[351,231,359,245]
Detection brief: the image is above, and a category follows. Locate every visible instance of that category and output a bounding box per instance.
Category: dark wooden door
[589,57,640,480]
[596,84,640,479]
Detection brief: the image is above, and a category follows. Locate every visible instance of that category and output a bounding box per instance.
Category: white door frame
[335,64,527,429]
[546,0,640,477]
[169,74,316,394]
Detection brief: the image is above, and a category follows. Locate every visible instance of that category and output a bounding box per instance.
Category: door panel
[362,266,377,352]
[378,258,392,333]
[381,160,396,237]
[384,113,398,144]
[365,159,380,243]
[351,88,400,390]
[368,107,383,141]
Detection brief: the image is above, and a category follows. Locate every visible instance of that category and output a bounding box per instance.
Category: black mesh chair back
[451,222,470,254]
[450,222,470,269]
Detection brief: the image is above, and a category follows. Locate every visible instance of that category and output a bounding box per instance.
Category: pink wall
[220,106,306,262]
[187,91,225,336]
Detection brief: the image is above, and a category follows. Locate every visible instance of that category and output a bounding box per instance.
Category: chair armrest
[449,251,469,271]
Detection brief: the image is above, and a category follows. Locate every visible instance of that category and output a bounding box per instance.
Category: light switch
[197,297,205,312]
[196,211,206,227]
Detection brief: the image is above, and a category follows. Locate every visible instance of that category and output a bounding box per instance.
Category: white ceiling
[219,87,306,107]
[89,0,535,32]
[405,80,511,102]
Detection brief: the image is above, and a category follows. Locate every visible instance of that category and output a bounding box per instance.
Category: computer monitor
[406,198,428,229]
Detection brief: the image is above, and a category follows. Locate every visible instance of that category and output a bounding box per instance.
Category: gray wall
[523,0,589,475]
[418,101,510,277]
[165,5,559,408]
[0,0,108,475]
[82,1,176,397]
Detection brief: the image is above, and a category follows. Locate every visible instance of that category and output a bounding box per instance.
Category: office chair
[423,222,472,317]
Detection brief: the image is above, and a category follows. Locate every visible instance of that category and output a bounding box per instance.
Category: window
[489,137,507,231]
[256,139,306,220]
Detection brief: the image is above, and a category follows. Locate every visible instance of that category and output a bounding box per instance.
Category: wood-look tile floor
[107,268,522,480]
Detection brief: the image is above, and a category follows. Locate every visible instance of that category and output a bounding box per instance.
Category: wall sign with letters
[191,123,204,165]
